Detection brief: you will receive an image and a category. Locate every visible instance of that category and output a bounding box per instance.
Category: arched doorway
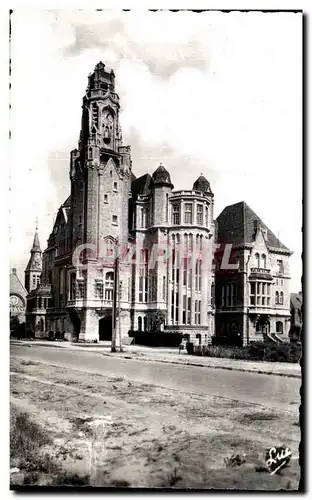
[69,311,81,341]
[99,316,112,341]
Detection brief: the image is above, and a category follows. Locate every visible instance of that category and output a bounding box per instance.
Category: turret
[24,225,42,293]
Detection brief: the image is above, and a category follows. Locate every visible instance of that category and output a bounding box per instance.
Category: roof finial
[35,216,39,231]
[159,161,163,167]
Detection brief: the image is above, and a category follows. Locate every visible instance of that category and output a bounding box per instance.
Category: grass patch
[10,405,60,485]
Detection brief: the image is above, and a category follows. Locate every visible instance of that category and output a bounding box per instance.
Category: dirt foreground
[10,356,300,490]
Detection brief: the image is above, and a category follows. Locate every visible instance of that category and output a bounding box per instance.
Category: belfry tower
[68,61,133,341]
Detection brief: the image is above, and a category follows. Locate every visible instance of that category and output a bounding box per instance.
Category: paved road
[10,344,300,412]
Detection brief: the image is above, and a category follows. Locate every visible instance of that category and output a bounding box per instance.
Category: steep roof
[131,173,153,199]
[10,268,27,300]
[25,231,42,271]
[193,175,213,195]
[152,163,173,188]
[290,292,302,310]
[216,201,291,252]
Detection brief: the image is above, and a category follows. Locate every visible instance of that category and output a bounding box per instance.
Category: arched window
[138,317,142,331]
[255,253,260,268]
[261,253,266,269]
[143,317,147,331]
[280,291,284,305]
[105,272,114,301]
[276,321,283,334]
[275,291,279,304]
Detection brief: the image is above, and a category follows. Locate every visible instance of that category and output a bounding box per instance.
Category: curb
[11,341,301,379]
[99,352,301,379]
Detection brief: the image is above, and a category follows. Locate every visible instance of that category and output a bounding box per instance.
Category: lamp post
[111,240,119,353]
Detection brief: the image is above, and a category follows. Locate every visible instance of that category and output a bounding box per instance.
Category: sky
[9,10,302,291]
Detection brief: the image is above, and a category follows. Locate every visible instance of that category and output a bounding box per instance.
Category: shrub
[188,340,301,363]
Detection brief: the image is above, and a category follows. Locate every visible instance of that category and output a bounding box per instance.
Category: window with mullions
[184,203,193,224]
[172,204,180,225]
[196,204,203,225]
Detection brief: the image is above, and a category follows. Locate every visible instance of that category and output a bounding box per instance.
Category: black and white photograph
[8,9,303,491]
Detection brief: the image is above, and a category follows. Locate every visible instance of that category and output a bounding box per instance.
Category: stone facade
[24,63,293,347]
[24,62,215,345]
[215,202,292,345]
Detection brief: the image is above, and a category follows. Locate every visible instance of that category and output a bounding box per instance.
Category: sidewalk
[10,340,301,378]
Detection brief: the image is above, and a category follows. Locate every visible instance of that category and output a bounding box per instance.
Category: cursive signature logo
[265,446,292,475]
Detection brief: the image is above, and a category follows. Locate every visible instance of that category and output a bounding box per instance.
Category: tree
[153,310,166,331]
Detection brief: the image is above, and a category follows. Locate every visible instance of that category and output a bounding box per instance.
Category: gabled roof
[216,201,291,253]
[10,268,27,300]
[131,173,153,199]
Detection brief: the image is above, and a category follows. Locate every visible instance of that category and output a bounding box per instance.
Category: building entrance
[99,315,112,341]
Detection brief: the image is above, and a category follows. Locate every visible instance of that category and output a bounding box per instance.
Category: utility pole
[118,281,123,352]
[111,250,119,353]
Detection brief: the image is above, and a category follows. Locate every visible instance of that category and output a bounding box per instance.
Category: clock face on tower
[10,295,25,313]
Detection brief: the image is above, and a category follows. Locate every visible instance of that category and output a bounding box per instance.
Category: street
[11,343,300,411]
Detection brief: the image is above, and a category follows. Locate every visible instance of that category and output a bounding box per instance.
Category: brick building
[25,62,215,344]
[215,201,292,345]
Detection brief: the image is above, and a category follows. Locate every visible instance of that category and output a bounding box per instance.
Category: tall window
[187,297,191,324]
[165,194,169,222]
[182,295,187,325]
[162,276,166,301]
[105,272,114,301]
[221,283,237,307]
[211,283,215,307]
[139,249,148,303]
[143,317,147,331]
[95,282,104,299]
[141,207,148,228]
[195,259,202,291]
[113,181,118,192]
[205,206,209,226]
[195,300,201,324]
[196,204,203,225]
[275,291,279,304]
[277,259,283,274]
[261,254,266,269]
[279,291,284,305]
[69,273,76,300]
[250,281,270,306]
[175,292,179,323]
[172,204,180,225]
[255,253,260,268]
[184,203,193,224]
